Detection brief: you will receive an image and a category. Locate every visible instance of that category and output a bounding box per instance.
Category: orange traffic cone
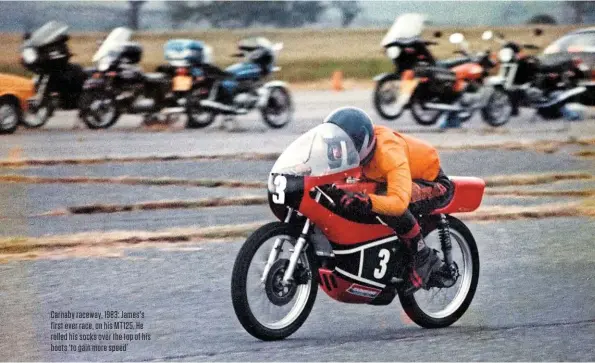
[331,70,344,91]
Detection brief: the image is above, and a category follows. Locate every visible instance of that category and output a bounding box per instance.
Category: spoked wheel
[231,222,318,341]
[481,88,513,127]
[261,86,293,129]
[373,78,406,120]
[399,216,479,328]
[79,91,120,129]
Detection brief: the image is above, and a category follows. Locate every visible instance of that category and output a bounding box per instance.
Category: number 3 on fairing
[374,248,390,279]
[272,175,287,204]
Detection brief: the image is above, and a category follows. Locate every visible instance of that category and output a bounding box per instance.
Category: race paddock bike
[231,123,483,340]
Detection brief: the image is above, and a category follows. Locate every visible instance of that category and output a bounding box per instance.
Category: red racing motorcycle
[231,123,484,341]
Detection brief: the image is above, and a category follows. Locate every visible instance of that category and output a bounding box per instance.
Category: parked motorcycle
[79,27,170,129]
[373,13,512,127]
[157,39,218,128]
[20,21,89,128]
[231,122,483,340]
[192,37,293,129]
[486,29,588,120]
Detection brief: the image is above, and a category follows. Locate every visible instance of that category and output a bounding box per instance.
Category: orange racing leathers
[362,125,448,217]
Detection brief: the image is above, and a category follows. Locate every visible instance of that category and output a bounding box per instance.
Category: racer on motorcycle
[322,107,454,294]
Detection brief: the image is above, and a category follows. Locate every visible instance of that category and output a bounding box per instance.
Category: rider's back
[364,125,440,182]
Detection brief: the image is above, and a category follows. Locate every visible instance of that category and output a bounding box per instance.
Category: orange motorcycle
[373,14,513,127]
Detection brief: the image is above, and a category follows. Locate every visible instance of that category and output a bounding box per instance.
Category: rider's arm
[367,142,412,216]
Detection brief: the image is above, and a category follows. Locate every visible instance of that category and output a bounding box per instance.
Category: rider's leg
[380,169,455,294]
[381,210,441,294]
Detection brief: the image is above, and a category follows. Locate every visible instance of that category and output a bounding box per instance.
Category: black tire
[261,86,293,129]
[186,89,217,129]
[410,92,441,126]
[79,91,120,129]
[21,103,53,128]
[0,98,20,134]
[481,88,513,127]
[373,77,406,120]
[398,216,480,329]
[186,109,217,129]
[231,222,318,341]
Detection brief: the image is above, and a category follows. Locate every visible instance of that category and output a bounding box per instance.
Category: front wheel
[79,90,120,129]
[399,216,480,328]
[373,77,407,120]
[261,86,293,129]
[186,90,217,129]
[231,222,318,341]
[0,99,20,134]
[481,88,513,127]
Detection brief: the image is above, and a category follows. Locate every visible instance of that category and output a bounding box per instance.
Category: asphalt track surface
[0,89,593,361]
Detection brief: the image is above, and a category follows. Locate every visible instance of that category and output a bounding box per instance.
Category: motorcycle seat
[432,176,485,214]
[436,57,471,69]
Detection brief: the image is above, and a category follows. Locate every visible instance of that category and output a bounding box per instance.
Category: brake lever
[315,186,336,206]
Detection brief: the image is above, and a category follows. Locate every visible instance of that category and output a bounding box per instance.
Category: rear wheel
[0,99,19,134]
[231,222,318,341]
[398,216,480,328]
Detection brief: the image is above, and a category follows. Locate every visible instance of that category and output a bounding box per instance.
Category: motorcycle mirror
[482,30,493,41]
[496,31,505,39]
[22,32,31,41]
[449,33,465,44]
[433,31,443,38]
[534,28,543,36]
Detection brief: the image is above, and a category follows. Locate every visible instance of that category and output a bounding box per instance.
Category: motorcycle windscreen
[381,13,426,47]
[93,27,133,62]
[269,123,360,178]
[24,21,69,48]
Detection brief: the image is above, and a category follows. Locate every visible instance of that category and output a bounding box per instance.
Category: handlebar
[523,44,540,50]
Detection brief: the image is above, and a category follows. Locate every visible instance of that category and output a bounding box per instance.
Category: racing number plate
[172,75,192,91]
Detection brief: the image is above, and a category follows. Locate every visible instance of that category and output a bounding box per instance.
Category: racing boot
[397,222,442,295]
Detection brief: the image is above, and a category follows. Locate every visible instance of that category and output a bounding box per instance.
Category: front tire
[79,90,120,129]
[399,216,480,328]
[231,222,318,341]
[0,99,20,134]
[261,86,293,129]
[481,88,513,127]
[373,77,406,120]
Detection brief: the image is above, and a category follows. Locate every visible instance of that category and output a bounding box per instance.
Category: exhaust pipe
[423,102,464,112]
[534,86,587,108]
[200,100,247,114]
[131,99,156,113]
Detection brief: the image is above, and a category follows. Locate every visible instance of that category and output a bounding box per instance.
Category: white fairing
[381,13,426,47]
[93,27,132,62]
[269,123,360,178]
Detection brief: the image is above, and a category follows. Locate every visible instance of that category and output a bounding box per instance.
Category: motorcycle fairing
[24,21,69,48]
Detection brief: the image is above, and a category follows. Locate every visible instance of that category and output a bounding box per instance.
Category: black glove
[340,190,373,218]
[318,184,373,218]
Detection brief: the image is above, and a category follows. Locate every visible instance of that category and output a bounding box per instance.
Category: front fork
[260,192,321,286]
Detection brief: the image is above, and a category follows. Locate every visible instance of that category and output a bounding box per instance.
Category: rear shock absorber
[438,214,453,267]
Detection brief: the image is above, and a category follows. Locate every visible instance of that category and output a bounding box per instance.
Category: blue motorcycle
[190,37,294,129]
